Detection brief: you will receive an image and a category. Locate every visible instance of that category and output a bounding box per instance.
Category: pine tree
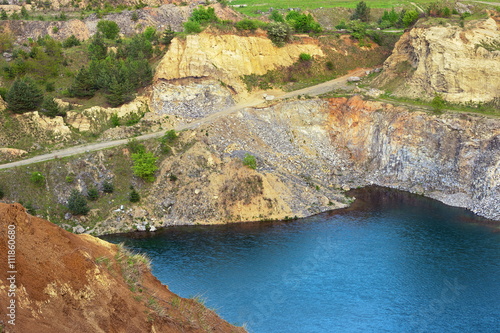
[67,190,90,215]
[1,9,8,20]
[129,188,140,203]
[106,77,133,107]
[69,67,97,97]
[6,78,44,113]
[351,1,371,22]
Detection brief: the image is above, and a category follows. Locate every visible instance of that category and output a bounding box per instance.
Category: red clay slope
[0,203,245,333]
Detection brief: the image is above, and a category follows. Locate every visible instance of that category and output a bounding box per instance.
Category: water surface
[104,187,500,332]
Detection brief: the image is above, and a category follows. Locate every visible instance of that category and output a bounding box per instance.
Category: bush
[6,78,44,113]
[110,113,120,127]
[351,1,370,22]
[132,151,158,182]
[287,13,322,33]
[189,6,218,25]
[87,187,99,201]
[184,21,202,34]
[67,189,90,215]
[267,22,292,47]
[326,61,334,70]
[242,153,257,170]
[129,188,140,202]
[131,11,139,22]
[0,185,4,199]
[40,97,66,118]
[102,180,114,193]
[432,93,446,111]
[235,19,259,31]
[402,10,419,28]
[335,20,348,30]
[30,172,45,186]
[161,130,178,145]
[269,10,284,23]
[97,20,120,39]
[143,26,157,42]
[299,53,312,62]
[62,35,81,48]
[126,138,145,154]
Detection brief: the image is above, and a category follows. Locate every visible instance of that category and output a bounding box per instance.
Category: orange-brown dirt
[0,203,245,333]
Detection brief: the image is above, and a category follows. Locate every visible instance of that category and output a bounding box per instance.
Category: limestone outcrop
[154,33,324,93]
[375,17,500,103]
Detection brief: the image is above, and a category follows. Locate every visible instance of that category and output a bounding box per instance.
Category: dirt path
[0,68,370,170]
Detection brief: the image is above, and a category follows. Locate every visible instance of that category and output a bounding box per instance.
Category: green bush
[6,77,44,113]
[287,13,322,33]
[129,188,140,202]
[242,153,257,170]
[431,93,446,111]
[270,10,284,23]
[63,35,81,48]
[267,22,292,47]
[132,151,158,182]
[30,172,45,186]
[299,53,312,62]
[161,26,175,47]
[0,185,4,199]
[184,21,202,34]
[87,187,99,201]
[190,6,218,25]
[143,26,157,42]
[161,130,178,145]
[67,189,90,215]
[102,180,114,193]
[127,138,145,154]
[402,10,419,28]
[110,113,120,127]
[235,19,259,31]
[97,20,120,39]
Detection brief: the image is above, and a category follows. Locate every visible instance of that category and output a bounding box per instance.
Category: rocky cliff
[375,16,500,103]
[0,203,245,333]
[154,33,324,94]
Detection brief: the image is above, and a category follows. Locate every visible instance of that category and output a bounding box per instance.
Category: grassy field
[230,0,499,15]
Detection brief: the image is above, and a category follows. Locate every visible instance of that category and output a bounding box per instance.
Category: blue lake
[103,187,500,332]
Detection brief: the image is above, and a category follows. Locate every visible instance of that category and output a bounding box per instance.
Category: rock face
[154,33,324,93]
[375,17,500,103]
[0,203,244,333]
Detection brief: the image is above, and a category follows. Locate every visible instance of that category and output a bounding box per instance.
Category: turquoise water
[104,188,500,333]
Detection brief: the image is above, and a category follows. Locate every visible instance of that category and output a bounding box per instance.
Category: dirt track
[0,68,369,170]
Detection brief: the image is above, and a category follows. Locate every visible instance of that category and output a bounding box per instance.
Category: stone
[348,76,361,82]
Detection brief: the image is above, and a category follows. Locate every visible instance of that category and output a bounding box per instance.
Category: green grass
[231,0,438,15]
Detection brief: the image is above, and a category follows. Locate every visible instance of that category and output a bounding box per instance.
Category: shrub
[102,180,114,193]
[87,187,99,201]
[97,20,120,39]
[267,22,292,47]
[431,93,446,111]
[63,35,81,48]
[402,10,419,28]
[110,113,120,127]
[335,20,348,30]
[169,174,178,181]
[189,6,218,25]
[0,9,7,20]
[242,153,257,170]
[299,53,312,62]
[270,10,284,23]
[326,61,334,70]
[6,78,44,113]
[287,13,322,33]
[235,19,259,31]
[45,81,55,92]
[184,21,202,34]
[129,188,140,202]
[132,151,158,182]
[351,1,370,22]
[143,26,157,42]
[67,189,90,215]
[127,138,145,154]
[0,185,4,199]
[30,172,45,186]
[161,130,178,145]
[131,11,139,22]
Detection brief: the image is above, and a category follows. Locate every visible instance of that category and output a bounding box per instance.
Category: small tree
[267,22,292,47]
[62,35,81,48]
[132,151,158,182]
[269,10,284,23]
[97,20,120,39]
[299,53,312,62]
[431,93,446,111]
[6,78,44,113]
[0,185,4,199]
[129,188,140,202]
[102,180,114,193]
[351,1,370,22]
[67,189,90,215]
[402,10,420,28]
[40,97,66,118]
[242,153,257,170]
[161,26,175,47]
[1,9,8,20]
[184,21,202,34]
[87,187,99,201]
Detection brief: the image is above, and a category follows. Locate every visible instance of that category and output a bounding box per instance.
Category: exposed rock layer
[375,17,500,103]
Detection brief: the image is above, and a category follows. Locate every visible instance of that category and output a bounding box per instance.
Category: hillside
[0,202,245,333]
